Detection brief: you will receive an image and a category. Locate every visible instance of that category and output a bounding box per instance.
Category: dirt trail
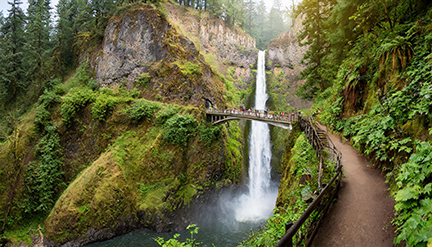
[312,128,396,247]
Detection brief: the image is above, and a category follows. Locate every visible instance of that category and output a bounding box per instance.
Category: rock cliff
[267,14,312,110]
[164,3,257,87]
[94,4,227,108]
[94,3,258,109]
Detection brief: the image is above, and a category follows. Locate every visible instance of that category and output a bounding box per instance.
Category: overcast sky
[0,0,295,19]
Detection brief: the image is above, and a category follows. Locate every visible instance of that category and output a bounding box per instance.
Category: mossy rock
[44,152,135,243]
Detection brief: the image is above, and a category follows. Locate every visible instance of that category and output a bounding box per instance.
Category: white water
[234,50,278,222]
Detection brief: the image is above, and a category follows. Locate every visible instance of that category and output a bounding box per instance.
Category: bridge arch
[206,109,299,129]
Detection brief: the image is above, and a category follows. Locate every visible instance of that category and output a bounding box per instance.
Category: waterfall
[234,50,278,222]
[249,51,272,199]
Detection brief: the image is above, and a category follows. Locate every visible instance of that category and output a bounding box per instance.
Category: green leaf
[395,186,421,202]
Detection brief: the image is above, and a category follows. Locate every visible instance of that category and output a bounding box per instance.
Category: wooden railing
[275,116,343,247]
[206,109,300,124]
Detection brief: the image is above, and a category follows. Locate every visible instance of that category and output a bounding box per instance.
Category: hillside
[296,0,432,245]
[0,3,259,246]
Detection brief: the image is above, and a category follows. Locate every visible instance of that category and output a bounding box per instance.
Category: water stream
[86,50,278,246]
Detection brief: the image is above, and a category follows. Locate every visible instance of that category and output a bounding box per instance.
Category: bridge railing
[276,116,342,247]
[206,109,300,123]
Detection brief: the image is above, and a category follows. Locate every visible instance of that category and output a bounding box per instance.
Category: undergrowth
[311,4,432,245]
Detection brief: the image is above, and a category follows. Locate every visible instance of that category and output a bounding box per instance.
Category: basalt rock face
[94,10,169,86]
[267,14,312,110]
[94,3,258,108]
[165,3,258,88]
[94,4,227,108]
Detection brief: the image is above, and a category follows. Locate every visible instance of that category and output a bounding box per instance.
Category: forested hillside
[0,0,292,245]
[295,0,432,245]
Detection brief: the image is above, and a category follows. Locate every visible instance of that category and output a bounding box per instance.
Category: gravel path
[311,128,396,247]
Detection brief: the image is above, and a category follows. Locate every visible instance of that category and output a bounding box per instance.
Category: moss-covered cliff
[0,3,256,246]
[93,3,257,110]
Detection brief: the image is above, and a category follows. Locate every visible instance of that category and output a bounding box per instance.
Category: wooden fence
[275,116,343,247]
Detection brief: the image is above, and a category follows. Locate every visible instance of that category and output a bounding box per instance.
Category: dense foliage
[164,114,198,146]
[296,0,432,245]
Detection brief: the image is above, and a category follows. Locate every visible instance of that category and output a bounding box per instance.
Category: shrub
[155,225,202,246]
[135,73,151,87]
[24,125,64,214]
[61,87,96,127]
[129,88,141,98]
[163,114,197,146]
[91,94,119,121]
[42,78,61,92]
[174,61,202,76]
[198,123,221,147]
[34,90,61,133]
[63,62,92,92]
[128,99,162,124]
[87,78,99,91]
[34,107,52,133]
[155,104,180,124]
[393,141,432,246]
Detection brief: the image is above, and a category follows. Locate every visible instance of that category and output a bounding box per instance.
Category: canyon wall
[267,14,312,110]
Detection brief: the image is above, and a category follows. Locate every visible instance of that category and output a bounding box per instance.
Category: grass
[3,222,39,245]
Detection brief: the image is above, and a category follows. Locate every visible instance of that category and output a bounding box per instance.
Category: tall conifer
[0,0,26,104]
[53,0,77,76]
[25,0,52,88]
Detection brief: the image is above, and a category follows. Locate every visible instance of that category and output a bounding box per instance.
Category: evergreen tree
[242,0,257,35]
[91,0,115,39]
[53,0,75,77]
[296,0,336,99]
[267,0,287,41]
[0,12,5,105]
[25,0,52,87]
[73,0,93,34]
[0,11,4,25]
[0,0,27,104]
[222,0,245,26]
